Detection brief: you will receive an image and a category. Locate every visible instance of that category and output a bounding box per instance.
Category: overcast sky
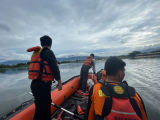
[0,0,160,61]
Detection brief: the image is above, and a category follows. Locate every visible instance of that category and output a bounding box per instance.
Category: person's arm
[57,79,62,90]
[44,50,61,80]
[92,59,96,74]
[134,93,148,120]
[44,49,62,90]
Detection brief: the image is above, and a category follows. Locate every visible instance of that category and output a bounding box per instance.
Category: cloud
[0,0,160,61]
[0,48,31,62]
[0,22,11,32]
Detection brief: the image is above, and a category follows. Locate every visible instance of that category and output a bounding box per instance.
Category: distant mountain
[140,47,160,53]
[137,44,160,53]
[0,56,102,65]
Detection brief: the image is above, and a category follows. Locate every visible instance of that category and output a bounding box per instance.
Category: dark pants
[31,80,52,120]
[79,65,90,92]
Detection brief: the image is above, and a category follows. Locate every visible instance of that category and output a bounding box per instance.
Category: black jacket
[40,47,61,81]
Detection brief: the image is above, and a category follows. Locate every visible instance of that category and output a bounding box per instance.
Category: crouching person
[85,57,148,120]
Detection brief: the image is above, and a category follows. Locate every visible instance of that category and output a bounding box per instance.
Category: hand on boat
[57,83,62,91]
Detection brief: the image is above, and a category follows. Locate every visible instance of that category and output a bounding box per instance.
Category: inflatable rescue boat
[0,73,98,120]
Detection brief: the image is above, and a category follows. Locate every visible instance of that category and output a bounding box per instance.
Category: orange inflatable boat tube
[9,74,97,120]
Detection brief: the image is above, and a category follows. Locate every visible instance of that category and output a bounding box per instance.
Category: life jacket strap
[29,60,53,77]
[28,70,53,75]
[29,61,49,66]
[100,82,135,98]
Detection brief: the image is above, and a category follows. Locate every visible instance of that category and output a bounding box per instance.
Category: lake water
[0,58,160,120]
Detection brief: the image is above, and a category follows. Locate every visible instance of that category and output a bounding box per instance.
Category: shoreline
[0,58,105,69]
[1,56,160,69]
[0,60,86,69]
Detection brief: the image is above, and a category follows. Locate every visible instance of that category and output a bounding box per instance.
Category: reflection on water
[0,59,160,119]
[0,67,28,74]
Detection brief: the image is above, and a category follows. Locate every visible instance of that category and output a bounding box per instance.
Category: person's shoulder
[135,92,143,101]
[41,48,55,60]
[93,82,103,90]
[95,82,102,86]
[42,48,54,54]
[90,83,102,91]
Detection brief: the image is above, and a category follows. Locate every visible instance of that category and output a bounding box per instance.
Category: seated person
[85,57,148,120]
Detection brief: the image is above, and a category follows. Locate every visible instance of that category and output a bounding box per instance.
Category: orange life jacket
[100,83,142,120]
[105,97,141,120]
[88,81,147,120]
[27,46,56,81]
[83,56,93,67]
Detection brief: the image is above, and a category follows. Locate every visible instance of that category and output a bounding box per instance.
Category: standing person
[79,53,96,94]
[27,35,62,120]
[86,57,148,120]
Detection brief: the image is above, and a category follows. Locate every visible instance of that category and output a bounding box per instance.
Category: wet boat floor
[51,92,88,120]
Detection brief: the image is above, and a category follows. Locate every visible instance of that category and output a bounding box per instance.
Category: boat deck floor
[51,92,88,120]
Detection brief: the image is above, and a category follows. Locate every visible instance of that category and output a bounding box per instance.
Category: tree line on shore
[118,51,141,59]
[118,49,160,59]
[0,63,29,68]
